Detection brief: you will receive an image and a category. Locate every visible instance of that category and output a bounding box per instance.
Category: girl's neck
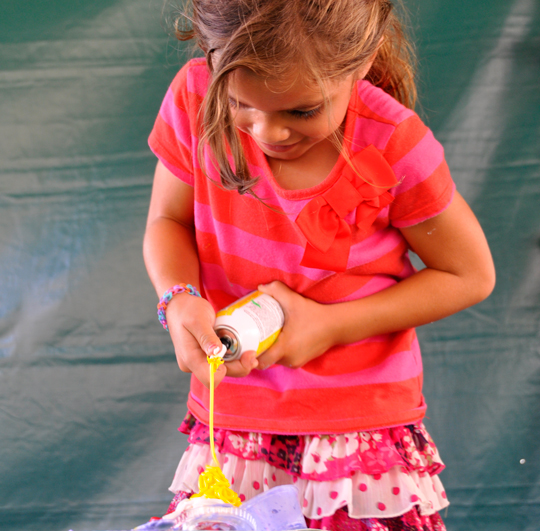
[266,135,343,192]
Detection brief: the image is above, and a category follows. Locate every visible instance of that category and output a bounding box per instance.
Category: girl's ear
[355,55,377,81]
[206,48,220,72]
[355,36,384,80]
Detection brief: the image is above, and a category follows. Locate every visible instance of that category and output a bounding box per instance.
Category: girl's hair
[175,0,417,195]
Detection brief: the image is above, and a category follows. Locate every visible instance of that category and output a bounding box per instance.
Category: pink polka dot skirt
[167,414,449,529]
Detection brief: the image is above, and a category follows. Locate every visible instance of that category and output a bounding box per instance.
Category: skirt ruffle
[169,414,449,522]
[179,413,445,480]
[305,506,446,530]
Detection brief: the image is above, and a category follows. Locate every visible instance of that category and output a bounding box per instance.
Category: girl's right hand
[165,293,258,388]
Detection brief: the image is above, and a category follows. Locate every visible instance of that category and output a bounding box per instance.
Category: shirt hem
[187,395,426,435]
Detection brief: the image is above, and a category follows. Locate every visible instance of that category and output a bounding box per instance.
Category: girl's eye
[228,98,245,109]
[288,106,323,120]
[228,97,323,120]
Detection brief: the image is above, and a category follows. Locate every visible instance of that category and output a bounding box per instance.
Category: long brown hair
[174,0,417,195]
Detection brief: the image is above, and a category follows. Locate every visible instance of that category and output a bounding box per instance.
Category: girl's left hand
[256,281,334,370]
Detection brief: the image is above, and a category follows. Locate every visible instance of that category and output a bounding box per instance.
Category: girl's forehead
[231,67,319,91]
[228,67,351,104]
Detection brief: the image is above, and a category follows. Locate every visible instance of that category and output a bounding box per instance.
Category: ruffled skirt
[166,413,448,530]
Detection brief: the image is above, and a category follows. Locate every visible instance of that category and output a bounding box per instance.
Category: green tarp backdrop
[1,1,539,530]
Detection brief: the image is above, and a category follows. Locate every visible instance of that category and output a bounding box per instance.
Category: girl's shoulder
[168,57,211,104]
[348,80,435,157]
[181,56,209,77]
[353,80,418,127]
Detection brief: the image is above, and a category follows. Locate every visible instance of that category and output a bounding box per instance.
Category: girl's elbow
[472,263,496,303]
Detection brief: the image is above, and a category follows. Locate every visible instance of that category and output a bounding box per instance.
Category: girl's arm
[143,161,258,387]
[257,191,496,369]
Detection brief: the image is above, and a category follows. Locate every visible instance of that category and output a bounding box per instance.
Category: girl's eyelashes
[288,106,323,120]
[228,97,242,108]
[228,97,323,120]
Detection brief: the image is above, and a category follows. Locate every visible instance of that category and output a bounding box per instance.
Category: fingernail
[207,344,226,358]
[251,357,259,369]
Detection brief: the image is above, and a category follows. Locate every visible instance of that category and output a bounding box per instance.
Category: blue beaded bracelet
[157,283,201,331]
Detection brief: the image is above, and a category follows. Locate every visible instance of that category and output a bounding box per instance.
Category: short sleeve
[148,59,209,187]
[386,114,455,228]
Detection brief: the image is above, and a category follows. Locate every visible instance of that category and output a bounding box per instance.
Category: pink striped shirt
[149,59,455,434]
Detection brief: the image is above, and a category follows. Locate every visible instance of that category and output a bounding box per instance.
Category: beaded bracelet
[157,283,201,331]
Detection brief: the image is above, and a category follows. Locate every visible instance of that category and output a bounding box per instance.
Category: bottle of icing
[214,291,284,361]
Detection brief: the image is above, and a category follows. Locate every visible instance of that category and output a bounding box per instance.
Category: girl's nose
[251,113,290,144]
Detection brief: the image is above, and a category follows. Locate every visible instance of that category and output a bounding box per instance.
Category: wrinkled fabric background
[1,1,539,530]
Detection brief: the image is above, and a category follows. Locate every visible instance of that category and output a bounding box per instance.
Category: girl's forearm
[326,193,495,346]
[327,266,494,345]
[143,216,201,297]
[143,214,257,384]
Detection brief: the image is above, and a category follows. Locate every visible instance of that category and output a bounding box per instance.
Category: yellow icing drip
[192,465,242,506]
[191,355,242,507]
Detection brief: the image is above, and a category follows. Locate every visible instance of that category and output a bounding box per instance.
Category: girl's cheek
[300,121,334,141]
[231,113,250,133]
[233,110,257,132]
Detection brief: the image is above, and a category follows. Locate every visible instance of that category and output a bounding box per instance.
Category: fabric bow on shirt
[295,145,398,272]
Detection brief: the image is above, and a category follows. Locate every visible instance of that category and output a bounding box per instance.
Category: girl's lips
[259,140,300,153]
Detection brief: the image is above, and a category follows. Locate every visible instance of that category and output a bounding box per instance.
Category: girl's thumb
[258,280,291,304]
[198,330,226,358]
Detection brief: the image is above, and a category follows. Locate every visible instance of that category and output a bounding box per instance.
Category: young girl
[143,1,495,529]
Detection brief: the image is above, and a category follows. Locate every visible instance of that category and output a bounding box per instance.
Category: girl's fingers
[258,280,294,309]
[197,330,227,358]
[257,281,302,369]
[173,297,223,357]
[174,325,257,386]
[256,281,294,369]
[209,362,227,388]
[168,303,226,387]
[179,342,227,389]
[224,350,259,377]
[256,343,279,370]
[257,345,299,370]
[165,292,261,386]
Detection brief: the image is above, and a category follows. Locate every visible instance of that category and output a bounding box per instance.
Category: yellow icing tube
[214,291,284,361]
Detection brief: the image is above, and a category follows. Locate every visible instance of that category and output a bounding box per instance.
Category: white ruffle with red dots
[169,443,449,520]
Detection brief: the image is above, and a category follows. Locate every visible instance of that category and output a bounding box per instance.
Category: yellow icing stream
[191,355,242,507]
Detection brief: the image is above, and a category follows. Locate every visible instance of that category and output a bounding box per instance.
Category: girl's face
[228,68,356,162]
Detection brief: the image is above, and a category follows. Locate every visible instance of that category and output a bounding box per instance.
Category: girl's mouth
[259,140,300,153]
